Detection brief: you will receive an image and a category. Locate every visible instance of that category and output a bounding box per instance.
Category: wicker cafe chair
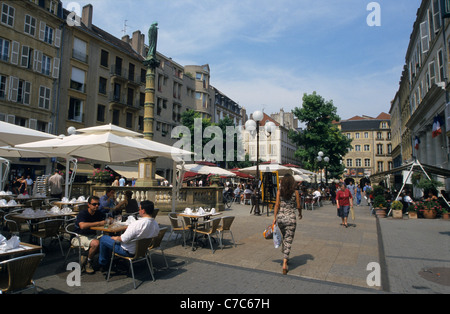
[107,237,155,289]
[217,216,236,249]
[192,217,221,253]
[147,227,169,270]
[168,213,190,247]
[31,219,64,256]
[0,253,45,294]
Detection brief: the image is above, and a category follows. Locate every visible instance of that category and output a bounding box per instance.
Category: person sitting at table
[99,188,121,216]
[73,196,106,274]
[115,190,139,215]
[240,185,253,203]
[98,200,159,270]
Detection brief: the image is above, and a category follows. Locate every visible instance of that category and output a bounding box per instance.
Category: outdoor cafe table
[11,211,77,235]
[0,204,25,212]
[0,242,42,260]
[91,223,128,235]
[178,212,222,221]
[12,211,76,221]
[52,201,87,208]
[178,212,222,249]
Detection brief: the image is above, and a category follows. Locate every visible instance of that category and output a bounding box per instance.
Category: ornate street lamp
[245,111,275,216]
[317,152,329,185]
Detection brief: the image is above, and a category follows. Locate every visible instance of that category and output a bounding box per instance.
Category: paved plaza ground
[28,200,450,294]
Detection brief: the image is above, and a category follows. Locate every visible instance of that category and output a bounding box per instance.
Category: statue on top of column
[144,22,160,68]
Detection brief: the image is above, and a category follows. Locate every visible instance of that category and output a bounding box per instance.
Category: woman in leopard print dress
[273,174,302,275]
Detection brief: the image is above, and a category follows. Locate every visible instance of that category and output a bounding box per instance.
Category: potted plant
[421,200,441,219]
[373,195,387,218]
[407,204,418,219]
[90,168,114,185]
[391,200,403,219]
[442,208,450,220]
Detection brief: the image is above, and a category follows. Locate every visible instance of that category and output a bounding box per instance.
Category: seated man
[73,196,106,274]
[115,190,139,214]
[312,189,321,204]
[99,188,121,216]
[98,200,160,269]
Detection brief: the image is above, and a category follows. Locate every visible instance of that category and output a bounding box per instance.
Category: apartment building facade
[0,1,246,181]
[243,112,299,165]
[337,114,392,182]
[0,0,64,177]
[390,0,449,189]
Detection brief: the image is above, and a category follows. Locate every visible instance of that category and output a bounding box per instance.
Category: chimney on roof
[122,35,130,44]
[132,30,145,57]
[82,4,93,29]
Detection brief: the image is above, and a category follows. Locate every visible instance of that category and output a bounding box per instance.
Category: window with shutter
[420,21,429,54]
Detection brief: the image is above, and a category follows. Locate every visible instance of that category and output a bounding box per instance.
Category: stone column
[136,23,160,188]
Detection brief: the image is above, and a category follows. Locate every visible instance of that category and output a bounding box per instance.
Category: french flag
[414,136,420,150]
[432,116,442,138]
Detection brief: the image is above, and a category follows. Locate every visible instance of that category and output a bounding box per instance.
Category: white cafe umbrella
[291,168,312,183]
[16,124,192,163]
[16,124,193,209]
[239,164,294,177]
[0,121,57,146]
[178,163,236,177]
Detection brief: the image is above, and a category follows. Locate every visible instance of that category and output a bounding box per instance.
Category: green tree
[178,109,212,159]
[289,92,352,178]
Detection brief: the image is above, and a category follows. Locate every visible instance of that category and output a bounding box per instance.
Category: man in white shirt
[313,189,321,204]
[98,200,159,269]
[48,170,64,199]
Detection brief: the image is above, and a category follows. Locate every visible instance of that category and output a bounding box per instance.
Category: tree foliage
[289,92,352,178]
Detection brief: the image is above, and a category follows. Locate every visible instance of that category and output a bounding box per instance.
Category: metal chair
[168,213,190,247]
[147,227,169,270]
[3,212,28,237]
[217,216,236,249]
[192,217,221,253]
[107,237,155,289]
[304,196,315,210]
[242,193,251,205]
[0,253,45,294]
[31,219,65,256]
[64,223,86,266]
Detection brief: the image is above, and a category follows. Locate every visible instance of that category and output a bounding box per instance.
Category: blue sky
[62,0,422,121]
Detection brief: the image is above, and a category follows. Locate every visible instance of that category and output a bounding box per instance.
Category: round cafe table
[52,201,87,208]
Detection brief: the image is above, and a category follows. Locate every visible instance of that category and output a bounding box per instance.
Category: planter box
[375,208,387,218]
[408,212,418,219]
[392,209,403,219]
[442,213,450,220]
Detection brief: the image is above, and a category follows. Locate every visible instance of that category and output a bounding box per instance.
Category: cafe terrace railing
[70,183,224,212]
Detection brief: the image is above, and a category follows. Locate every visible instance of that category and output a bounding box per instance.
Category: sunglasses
[90,203,100,206]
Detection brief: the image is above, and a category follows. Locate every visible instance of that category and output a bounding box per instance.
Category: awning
[107,165,165,180]
[371,161,450,179]
[58,162,94,175]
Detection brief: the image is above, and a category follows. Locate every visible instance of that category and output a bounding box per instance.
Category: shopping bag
[263,224,274,240]
[273,224,282,249]
[350,206,355,221]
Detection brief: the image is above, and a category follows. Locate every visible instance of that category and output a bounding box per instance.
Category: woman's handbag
[263,224,274,239]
